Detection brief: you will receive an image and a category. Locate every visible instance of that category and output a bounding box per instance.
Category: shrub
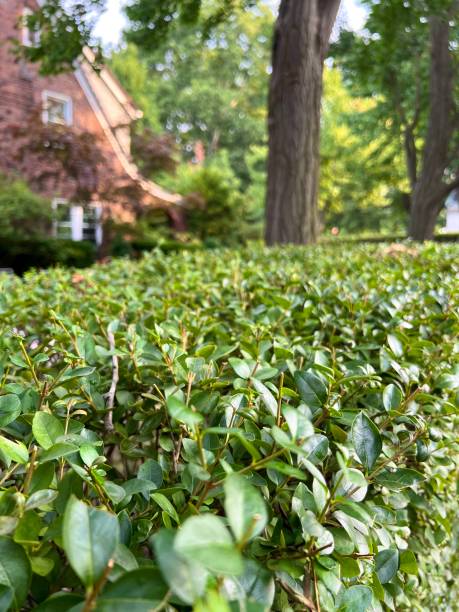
[162,153,245,245]
[0,238,96,274]
[0,174,52,240]
[0,243,457,611]
[107,214,203,258]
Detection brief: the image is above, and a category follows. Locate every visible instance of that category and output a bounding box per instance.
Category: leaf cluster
[0,243,457,610]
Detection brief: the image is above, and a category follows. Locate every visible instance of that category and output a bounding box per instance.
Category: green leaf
[29,462,55,494]
[166,395,203,427]
[61,366,96,381]
[312,478,328,514]
[375,548,399,584]
[138,459,163,488]
[301,434,329,465]
[14,511,43,545]
[400,550,418,575]
[151,492,180,524]
[0,536,31,608]
[0,435,29,464]
[30,556,54,577]
[300,510,334,553]
[294,369,328,411]
[0,395,21,427]
[252,378,277,416]
[0,585,13,612]
[229,358,252,379]
[175,514,243,575]
[224,473,268,543]
[152,529,208,605]
[0,517,19,536]
[34,592,84,611]
[387,334,403,357]
[231,559,275,607]
[98,567,169,610]
[122,479,159,496]
[382,384,403,411]
[266,461,307,481]
[341,585,372,612]
[33,412,65,450]
[103,481,126,505]
[25,489,58,510]
[351,412,382,471]
[283,405,314,441]
[270,425,292,448]
[80,444,100,467]
[339,556,361,579]
[375,468,425,490]
[334,469,368,502]
[62,496,119,588]
[437,370,459,390]
[40,443,79,463]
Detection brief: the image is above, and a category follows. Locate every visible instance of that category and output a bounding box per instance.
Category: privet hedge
[0,244,457,612]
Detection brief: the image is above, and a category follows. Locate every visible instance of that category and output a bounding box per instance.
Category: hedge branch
[104,330,118,433]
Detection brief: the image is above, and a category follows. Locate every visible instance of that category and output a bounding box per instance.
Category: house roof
[81,47,142,122]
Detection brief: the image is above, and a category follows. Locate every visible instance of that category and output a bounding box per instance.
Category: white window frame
[22,8,40,48]
[42,91,73,127]
[52,199,103,246]
[82,203,103,246]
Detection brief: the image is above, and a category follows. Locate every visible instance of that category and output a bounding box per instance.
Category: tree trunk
[408,12,454,240]
[265,0,341,245]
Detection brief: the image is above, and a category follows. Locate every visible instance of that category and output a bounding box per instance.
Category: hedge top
[0,243,458,611]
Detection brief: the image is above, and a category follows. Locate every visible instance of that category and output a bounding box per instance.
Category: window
[52,199,102,246]
[42,91,73,126]
[22,8,40,47]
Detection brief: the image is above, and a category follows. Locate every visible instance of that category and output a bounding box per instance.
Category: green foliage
[111,7,272,186]
[163,154,245,245]
[0,238,95,274]
[0,243,457,610]
[63,496,119,589]
[332,0,459,227]
[319,69,408,234]
[0,175,52,240]
[109,45,162,133]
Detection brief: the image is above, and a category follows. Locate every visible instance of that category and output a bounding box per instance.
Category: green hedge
[0,238,96,274]
[320,233,459,244]
[0,243,457,611]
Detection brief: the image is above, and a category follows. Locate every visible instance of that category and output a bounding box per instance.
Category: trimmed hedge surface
[0,243,458,611]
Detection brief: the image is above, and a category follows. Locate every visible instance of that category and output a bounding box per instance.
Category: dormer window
[42,91,73,126]
[22,8,40,47]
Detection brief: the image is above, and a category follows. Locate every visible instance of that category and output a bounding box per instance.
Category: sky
[94,0,367,47]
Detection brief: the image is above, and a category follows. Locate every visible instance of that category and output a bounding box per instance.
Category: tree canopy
[333,0,459,238]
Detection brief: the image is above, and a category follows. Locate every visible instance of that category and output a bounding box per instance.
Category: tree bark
[408,10,455,240]
[265,0,341,245]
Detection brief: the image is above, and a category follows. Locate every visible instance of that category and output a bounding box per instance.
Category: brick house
[0,0,181,246]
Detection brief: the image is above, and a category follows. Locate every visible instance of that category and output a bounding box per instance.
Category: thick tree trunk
[265,0,340,245]
[408,12,455,240]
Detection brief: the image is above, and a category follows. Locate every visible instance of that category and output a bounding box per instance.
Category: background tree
[110,8,272,187]
[320,68,408,234]
[265,0,341,244]
[333,0,459,240]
